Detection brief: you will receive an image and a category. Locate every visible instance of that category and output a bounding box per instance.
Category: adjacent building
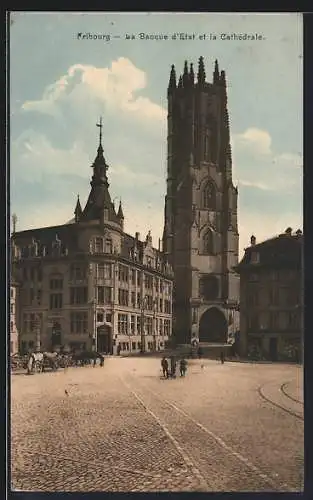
[162,57,240,345]
[11,124,173,355]
[235,228,303,361]
[10,280,19,355]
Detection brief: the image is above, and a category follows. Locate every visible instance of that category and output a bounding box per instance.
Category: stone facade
[11,125,173,355]
[10,282,19,354]
[162,58,239,345]
[235,229,303,361]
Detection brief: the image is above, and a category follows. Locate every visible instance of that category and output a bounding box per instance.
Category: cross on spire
[96,116,103,147]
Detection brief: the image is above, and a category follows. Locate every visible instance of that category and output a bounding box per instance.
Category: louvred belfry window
[202,182,216,209]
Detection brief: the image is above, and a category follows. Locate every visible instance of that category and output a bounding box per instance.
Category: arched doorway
[51,321,62,349]
[97,325,112,354]
[199,307,228,343]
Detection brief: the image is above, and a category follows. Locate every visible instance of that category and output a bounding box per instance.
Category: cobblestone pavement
[10,358,304,492]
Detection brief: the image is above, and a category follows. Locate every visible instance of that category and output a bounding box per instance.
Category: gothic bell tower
[163,57,240,345]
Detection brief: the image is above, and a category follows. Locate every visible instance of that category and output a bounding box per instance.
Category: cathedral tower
[163,58,239,345]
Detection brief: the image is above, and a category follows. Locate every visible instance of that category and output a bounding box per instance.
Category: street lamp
[140,295,148,353]
[35,313,41,351]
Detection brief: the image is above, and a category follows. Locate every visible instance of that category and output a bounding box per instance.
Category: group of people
[161,355,187,379]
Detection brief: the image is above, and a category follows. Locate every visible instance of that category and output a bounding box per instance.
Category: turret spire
[178,75,183,88]
[12,213,17,233]
[197,56,206,86]
[189,63,194,86]
[182,60,189,87]
[213,59,220,84]
[168,64,177,94]
[74,194,82,222]
[220,69,226,87]
[117,199,124,219]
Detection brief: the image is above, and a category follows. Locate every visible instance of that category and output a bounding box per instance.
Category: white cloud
[22,58,166,123]
[232,127,303,192]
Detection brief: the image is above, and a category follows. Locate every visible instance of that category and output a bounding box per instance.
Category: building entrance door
[199,307,228,343]
[51,321,62,350]
[269,337,278,361]
[97,325,112,354]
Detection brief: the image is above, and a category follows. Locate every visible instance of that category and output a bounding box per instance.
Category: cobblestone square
[10,358,304,492]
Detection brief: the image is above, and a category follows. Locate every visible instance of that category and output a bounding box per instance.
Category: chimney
[285,227,292,236]
[135,232,140,240]
[250,235,256,246]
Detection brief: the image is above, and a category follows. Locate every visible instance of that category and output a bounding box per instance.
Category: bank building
[11,122,173,355]
[162,57,240,345]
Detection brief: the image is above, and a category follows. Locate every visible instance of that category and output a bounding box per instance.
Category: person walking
[220,350,225,364]
[170,355,177,378]
[179,358,187,377]
[161,357,169,378]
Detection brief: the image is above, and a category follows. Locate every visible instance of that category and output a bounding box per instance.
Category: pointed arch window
[203,229,215,255]
[202,182,216,209]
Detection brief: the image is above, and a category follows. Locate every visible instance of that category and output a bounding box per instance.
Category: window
[144,274,153,289]
[94,237,103,253]
[132,342,137,350]
[118,314,128,334]
[137,293,141,307]
[248,314,259,330]
[155,279,159,292]
[146,317,153,335]
[106,314,112,324]
[270,288,279,306]
[29,288,35,304]
[164,300,171,314]
[164,320,171,336]
[50,278,63,290]
[202,182,216,209]
[118,289,129,306]
[10,304,14,314]
[131,315,135,335]
[97,286,112,304]
[70,264,86,280]
[70,287,88,305]
[36,289,42,305]
[70,312,88,334]
[118,265,129,282]
[137,272,141,286]
[98,263,111,279]
[131,291,136,307]
[159,319,163,336]
[137,316,141,334]
[105,239,112,254]
[131,269,136,284]
[288,312,299,330]
[203,229,214,255]
[10,321,13,331]
[250,251,260,264]
[10,288,14,298]
[97,313,104,323]
[159,298,163,313]
[50,293,63,309]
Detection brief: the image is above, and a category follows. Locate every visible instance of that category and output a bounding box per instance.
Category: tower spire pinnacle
[183,60,189,87]
[74,194,82,222]
[168,64,177,94]
[213,59,220,84]
[189,62,194,86]
[197,56,206,86]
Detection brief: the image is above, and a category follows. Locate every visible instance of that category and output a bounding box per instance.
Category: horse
[27,352,44,374]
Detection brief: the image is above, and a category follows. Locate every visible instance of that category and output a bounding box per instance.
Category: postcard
[9,11,303,493]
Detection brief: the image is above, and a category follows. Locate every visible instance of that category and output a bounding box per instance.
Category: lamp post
[35,313,41,351]
[140,295,148,353]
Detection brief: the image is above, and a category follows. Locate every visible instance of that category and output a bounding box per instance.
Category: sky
[10,12,303,257]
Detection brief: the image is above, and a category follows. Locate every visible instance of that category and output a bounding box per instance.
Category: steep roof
[236,231,303,272]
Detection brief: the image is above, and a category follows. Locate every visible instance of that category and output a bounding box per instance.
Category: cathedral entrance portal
[97,325,112,354]
[199,307,228,343]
